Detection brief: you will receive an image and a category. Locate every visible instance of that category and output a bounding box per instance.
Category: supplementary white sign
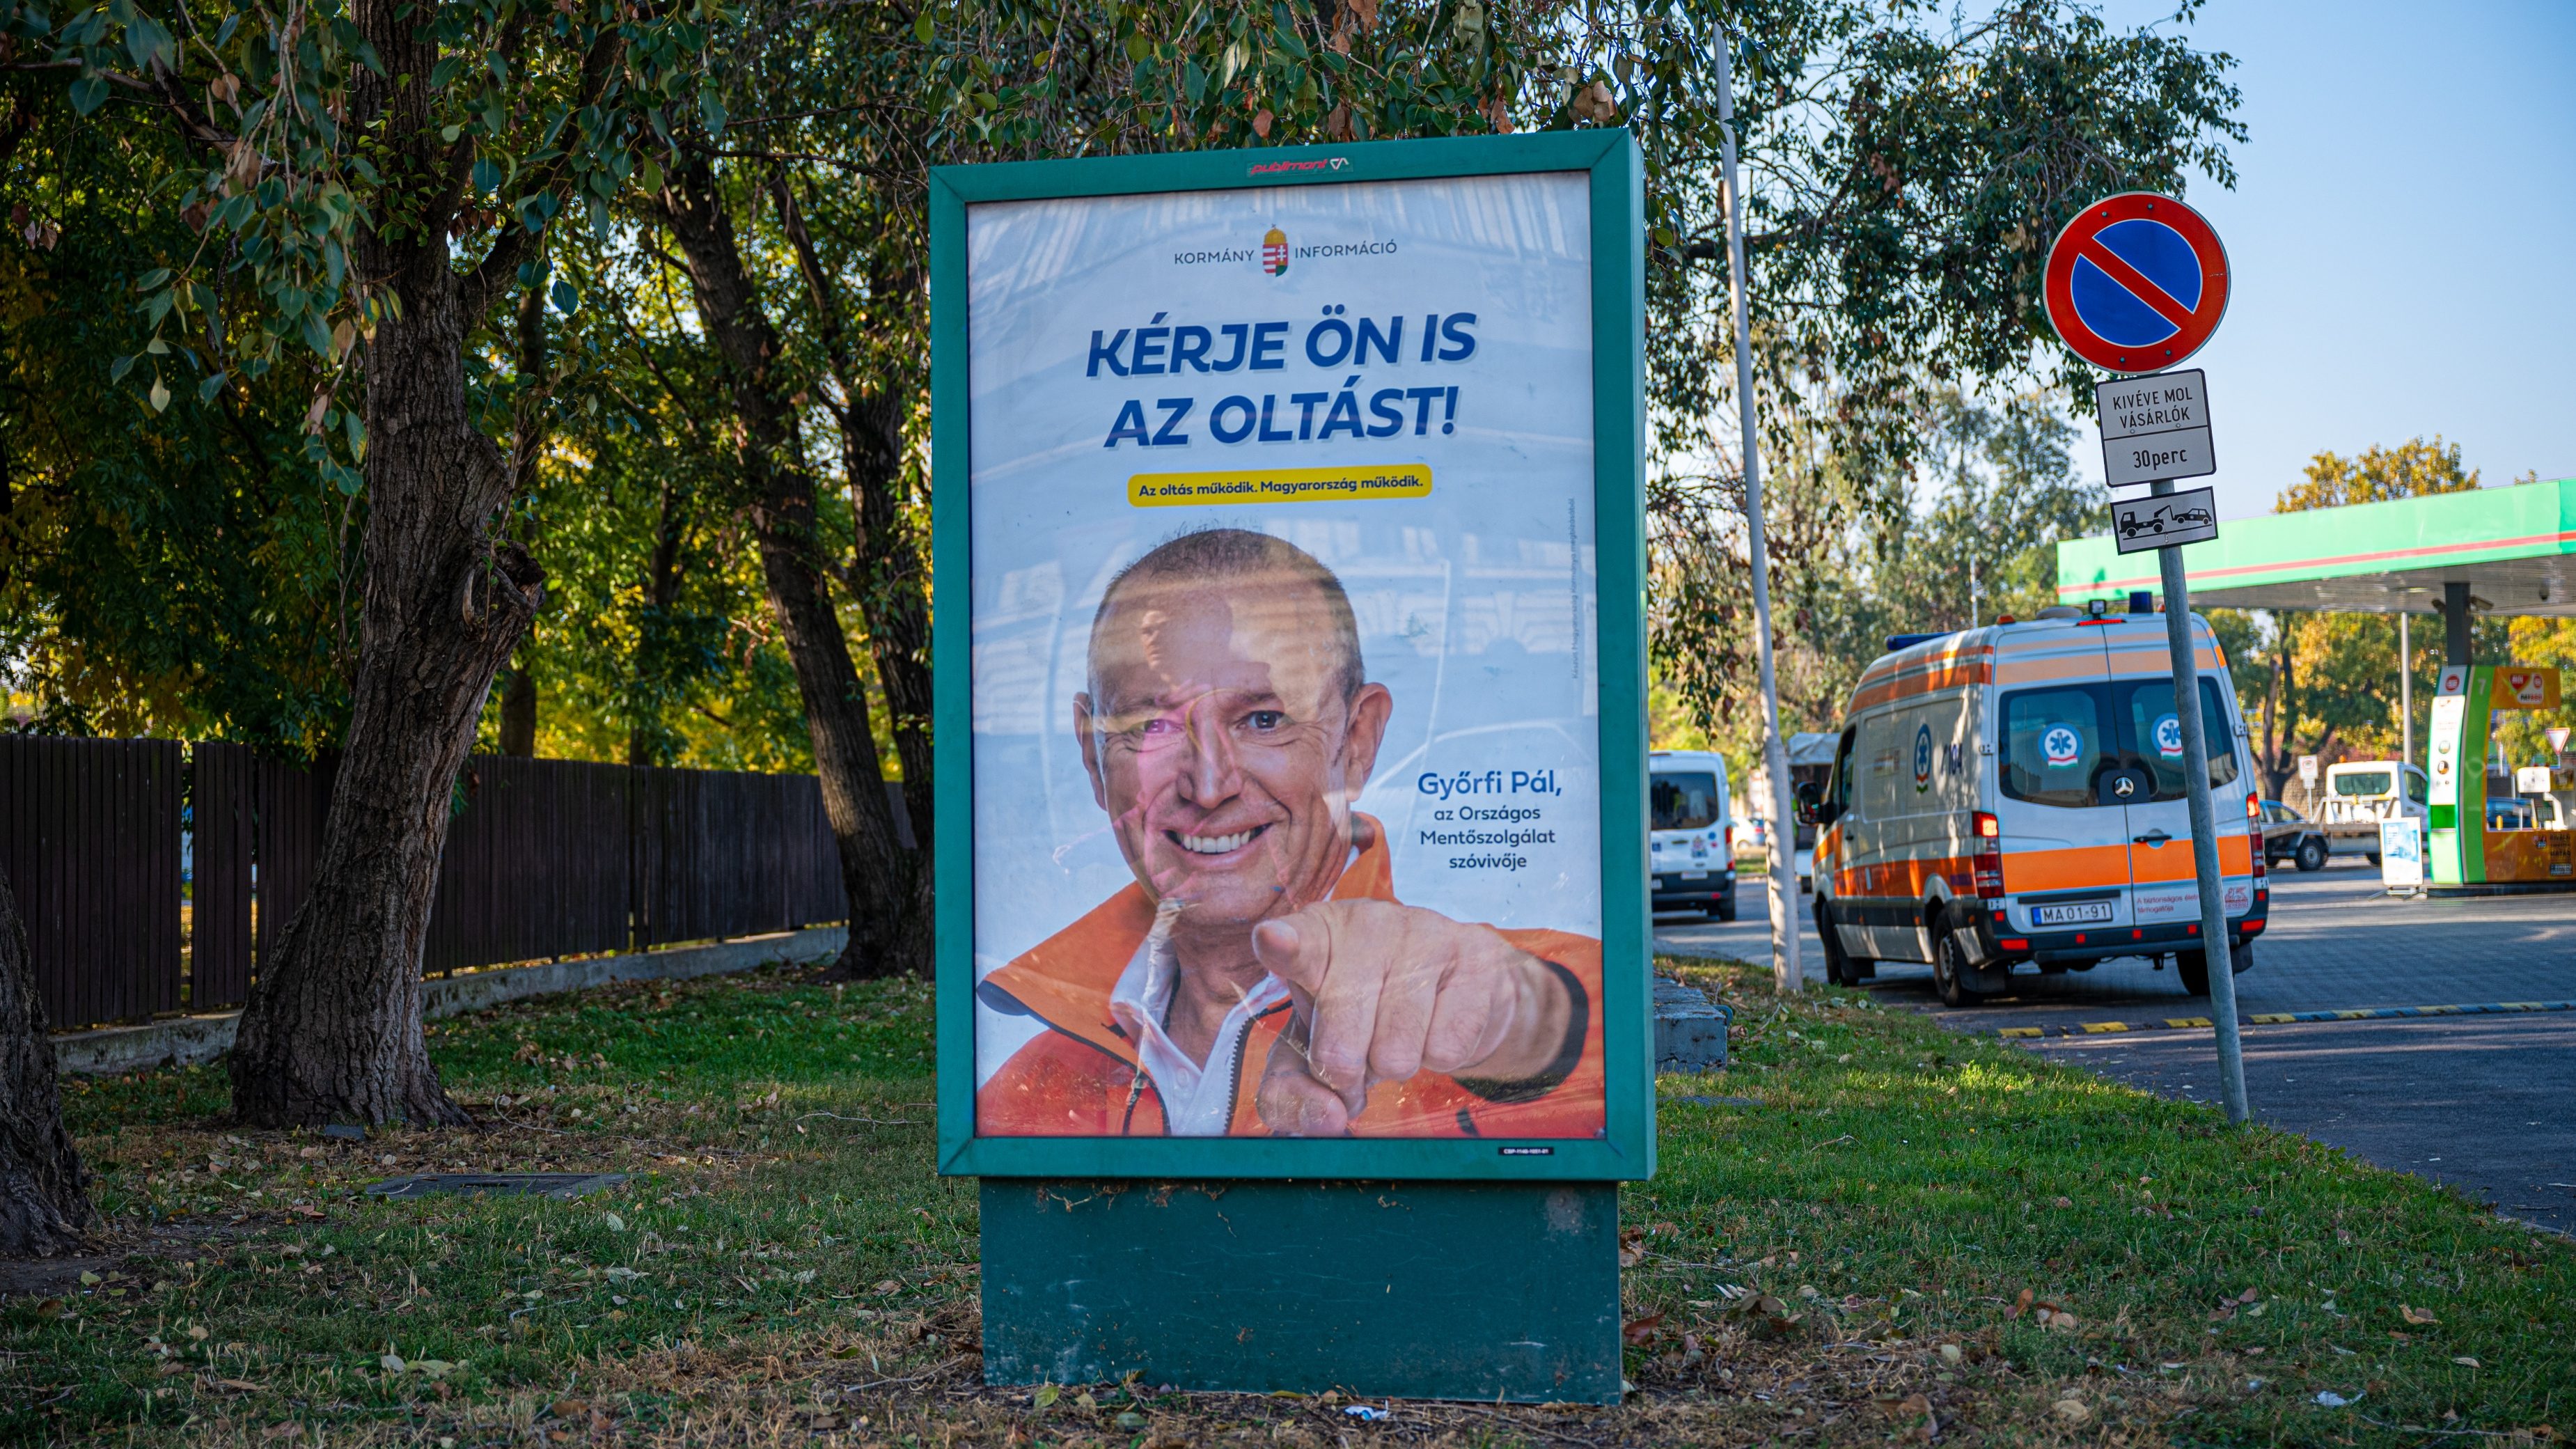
[2096,368,2215,487]
[2517,765,2553,794]
[2113,485,2219,554]
[2298,754,2319,785]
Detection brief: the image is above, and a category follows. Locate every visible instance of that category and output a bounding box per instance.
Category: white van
[2318,760,2428,863]
[1800,602,2269,1005]
[1649,749,1738,921]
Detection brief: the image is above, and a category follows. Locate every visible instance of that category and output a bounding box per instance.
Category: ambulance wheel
[1932,931,1974,1008]
[1816,902,1865,987]
[2295,837,2329,872]
[1714,888,1741,923]
[2177,940,2253,997]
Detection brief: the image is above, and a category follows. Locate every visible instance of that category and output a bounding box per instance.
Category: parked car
[2259,800,2330,872]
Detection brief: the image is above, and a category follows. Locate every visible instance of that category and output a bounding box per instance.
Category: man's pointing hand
[1249,900,1574,1136]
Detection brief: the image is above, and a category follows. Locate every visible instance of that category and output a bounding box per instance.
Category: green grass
[3,957,2567,1446]
[1637,960,2573,1446]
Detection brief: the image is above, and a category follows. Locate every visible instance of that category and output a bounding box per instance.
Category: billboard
[931,132,1651,1180]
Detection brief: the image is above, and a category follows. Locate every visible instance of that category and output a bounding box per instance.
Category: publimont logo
[1262,226,1289,276]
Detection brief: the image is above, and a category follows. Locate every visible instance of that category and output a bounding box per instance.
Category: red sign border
[2043,192,2231,374]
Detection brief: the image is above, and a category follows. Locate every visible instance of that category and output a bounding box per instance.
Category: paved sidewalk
[2034,1013,2576,1235]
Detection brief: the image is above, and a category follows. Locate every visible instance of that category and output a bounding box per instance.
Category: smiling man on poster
[975,527,1605,1138]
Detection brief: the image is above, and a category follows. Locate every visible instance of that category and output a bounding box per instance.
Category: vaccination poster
[965,171,1610,1141]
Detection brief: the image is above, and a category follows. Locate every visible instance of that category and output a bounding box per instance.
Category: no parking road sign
[2046,191,2250,1131]
[2044,193,2231,374]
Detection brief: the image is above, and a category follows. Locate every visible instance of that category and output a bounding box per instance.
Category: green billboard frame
[928,129,1654,1182]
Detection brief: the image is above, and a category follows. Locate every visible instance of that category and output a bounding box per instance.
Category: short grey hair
[1087,528,1366,705]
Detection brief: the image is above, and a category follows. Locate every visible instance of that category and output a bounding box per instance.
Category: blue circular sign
[2043,194,2231,373]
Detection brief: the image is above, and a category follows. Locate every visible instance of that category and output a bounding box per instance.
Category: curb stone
[1984,998,2576,1040]
[52,925,847,1076]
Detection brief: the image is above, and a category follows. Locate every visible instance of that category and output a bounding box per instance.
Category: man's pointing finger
[1251,917,1324,990]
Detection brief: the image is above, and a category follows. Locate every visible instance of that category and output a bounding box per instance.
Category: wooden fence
[0,737,855,1031]
[0,737,185,1028]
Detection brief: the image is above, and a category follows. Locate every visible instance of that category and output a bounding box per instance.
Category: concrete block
[1654,975,1732,1072]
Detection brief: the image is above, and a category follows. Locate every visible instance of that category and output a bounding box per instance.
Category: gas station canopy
[2055,476,2576,895]
[2056,476,2576,617]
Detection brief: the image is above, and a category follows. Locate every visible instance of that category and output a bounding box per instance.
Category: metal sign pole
[2151,478,2251,1124]
[1714,33,1803,996]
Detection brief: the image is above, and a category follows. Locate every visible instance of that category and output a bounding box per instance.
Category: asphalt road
[1656,859,2576,1235]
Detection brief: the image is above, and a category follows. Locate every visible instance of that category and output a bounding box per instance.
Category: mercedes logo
[2114,776,2137,798]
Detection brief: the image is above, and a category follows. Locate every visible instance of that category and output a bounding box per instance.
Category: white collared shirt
[1106,923,1289,1136]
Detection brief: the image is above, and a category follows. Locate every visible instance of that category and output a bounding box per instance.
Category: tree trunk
[226,0,545,1127]
[497,281,549,762]
[498,664,538,757]
[627,476,691,769]
[660,155,927,977]
[0,867,91,1257]
[2259,614,2296,800]
[772,179,934,848]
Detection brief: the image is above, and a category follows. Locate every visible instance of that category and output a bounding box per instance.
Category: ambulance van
[1800,600,2268,1005]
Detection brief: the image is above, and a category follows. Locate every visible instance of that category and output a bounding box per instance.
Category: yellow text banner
[1127,464,1433,508]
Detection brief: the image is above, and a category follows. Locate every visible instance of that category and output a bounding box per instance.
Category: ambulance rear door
[2106,624,2254,928]
[1988,625,2137,936]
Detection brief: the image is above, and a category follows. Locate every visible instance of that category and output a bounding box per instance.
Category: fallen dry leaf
[2401,1305,2439,1325]
[2052,1397,2092,1424]
[1621,1313,1666,1345]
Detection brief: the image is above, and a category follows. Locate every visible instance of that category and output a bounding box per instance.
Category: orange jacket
[975,817,1605,1138]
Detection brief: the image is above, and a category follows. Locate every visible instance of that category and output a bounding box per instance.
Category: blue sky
[2081,0,2575,517]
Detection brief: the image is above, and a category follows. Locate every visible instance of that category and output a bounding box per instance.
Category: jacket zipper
[1121,1065,1155,1134]
[1222,1001,1291,1132]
